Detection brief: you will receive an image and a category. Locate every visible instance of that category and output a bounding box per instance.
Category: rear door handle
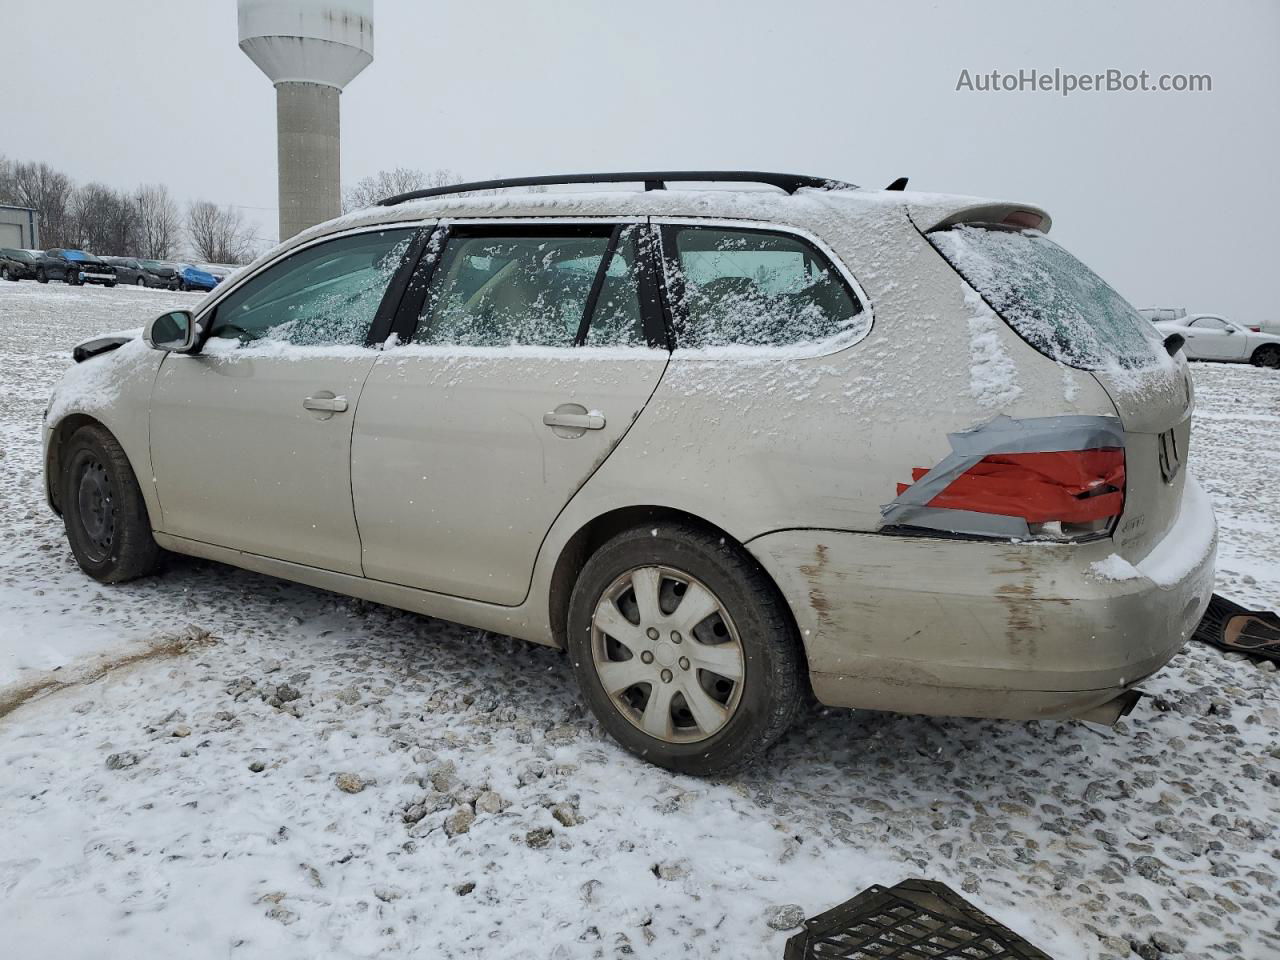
[543,411,605,430]
[303,395,348,413]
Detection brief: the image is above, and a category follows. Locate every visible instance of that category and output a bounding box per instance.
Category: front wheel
[1252,345,1280,369]
[60,424,162,583]
[136,276,146,287]
[567,524,804,775]
[36,267,47,283]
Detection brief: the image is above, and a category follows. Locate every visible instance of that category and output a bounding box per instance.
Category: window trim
[393,217,668,351]
[191,221,435,351]
[650,216,873,357]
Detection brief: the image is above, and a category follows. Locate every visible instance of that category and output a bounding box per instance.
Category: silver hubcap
[590,565,745,743]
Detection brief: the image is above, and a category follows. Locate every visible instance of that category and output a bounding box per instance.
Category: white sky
[4,0,1278,321]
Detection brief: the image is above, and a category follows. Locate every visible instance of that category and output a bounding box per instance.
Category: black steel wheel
[1252,345,1280,369]
[61,424,162,583]
[36,267,48,283]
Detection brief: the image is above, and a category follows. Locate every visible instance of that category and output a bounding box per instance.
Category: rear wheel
[1252,345,1280,369]
[1,265,10,281]
[136,276,146,287]
[60,425,162,583]
[567,524,804,775]
[36,267,47,283]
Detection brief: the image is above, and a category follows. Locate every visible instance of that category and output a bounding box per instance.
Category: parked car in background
[0,248,40,281]
[1139,307,1186,324]
[42,171,1218,774]
[1155,314,1280,367]
[102,257,178,289]
[35,249,117,286]
[197,263,240,284]
[170,262,220,292]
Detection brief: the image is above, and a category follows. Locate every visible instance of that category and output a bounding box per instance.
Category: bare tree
[10,161,74,247]
[68,182,138,254]
[342,167,461,212]
[134,184,180,260]
[186,200,255,264]
[0,155,14,205]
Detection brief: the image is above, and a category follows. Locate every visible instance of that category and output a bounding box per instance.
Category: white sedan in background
[1156,314,1280,367]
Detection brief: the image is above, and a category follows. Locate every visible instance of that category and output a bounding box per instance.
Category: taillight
[896,448,1125,541]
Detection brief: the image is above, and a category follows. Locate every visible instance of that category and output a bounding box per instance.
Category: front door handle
[543,410,605,430]
[303,395,348,413]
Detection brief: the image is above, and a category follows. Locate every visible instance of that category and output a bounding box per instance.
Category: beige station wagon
[44,171,1217,773]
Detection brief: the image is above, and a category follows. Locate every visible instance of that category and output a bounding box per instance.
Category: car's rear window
[929,224,1164,370]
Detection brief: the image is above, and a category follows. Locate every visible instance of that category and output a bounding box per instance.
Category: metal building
[238,0,374,241]
[0,204,40,249]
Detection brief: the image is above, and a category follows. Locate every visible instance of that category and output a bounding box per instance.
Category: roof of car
[254,183,1050,277]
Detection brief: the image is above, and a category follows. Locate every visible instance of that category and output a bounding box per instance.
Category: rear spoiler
[906,197,1053,235]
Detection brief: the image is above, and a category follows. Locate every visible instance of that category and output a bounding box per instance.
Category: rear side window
[413,226,648,348]
[929,225,1165,370]
[666,226,864,349]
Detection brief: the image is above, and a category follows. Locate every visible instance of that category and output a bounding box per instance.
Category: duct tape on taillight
[880,414,1127,540]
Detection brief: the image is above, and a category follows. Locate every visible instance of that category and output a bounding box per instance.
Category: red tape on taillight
[897,448,1125,524]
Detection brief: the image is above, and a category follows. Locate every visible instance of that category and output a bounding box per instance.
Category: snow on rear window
[930,225,1165,370]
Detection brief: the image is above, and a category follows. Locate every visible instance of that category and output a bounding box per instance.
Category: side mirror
[144,310,198,352]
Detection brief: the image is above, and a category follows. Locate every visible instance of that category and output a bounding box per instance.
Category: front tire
[37,267,47,283]
[1252,345,1280,369]
[136,276,147,287]
[60,425,162,583]
[1,266,10,281]
[567,524,804,775]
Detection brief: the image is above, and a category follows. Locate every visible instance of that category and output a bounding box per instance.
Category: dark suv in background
[35,249,117,286]
[0,248,40,281]
[103,257,180,289]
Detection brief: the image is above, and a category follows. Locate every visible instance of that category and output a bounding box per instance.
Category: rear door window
[413,225,651,348]
[929,224,1165,370]
[664,226,864,349]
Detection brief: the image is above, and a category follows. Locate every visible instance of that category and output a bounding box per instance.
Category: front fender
[44,339,164,528]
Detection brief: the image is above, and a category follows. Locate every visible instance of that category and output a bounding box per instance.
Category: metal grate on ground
[783,879,1054,960]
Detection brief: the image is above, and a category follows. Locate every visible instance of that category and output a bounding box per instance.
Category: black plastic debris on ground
[1192,593,1280,663]
[783,879,1053,959]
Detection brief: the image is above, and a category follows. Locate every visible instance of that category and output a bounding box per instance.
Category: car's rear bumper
[748,477,1217,721]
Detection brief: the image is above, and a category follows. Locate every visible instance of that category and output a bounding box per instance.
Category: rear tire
[136,276,146,287]
[566,523,804,775]
[36,267,47,283]
[1,266,9,281]
[60,424,162,583]
[1252,345,1280,369]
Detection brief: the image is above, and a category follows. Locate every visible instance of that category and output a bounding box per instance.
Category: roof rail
[377,171,858,206]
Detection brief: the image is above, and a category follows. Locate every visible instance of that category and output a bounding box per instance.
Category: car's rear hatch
[924,214,1193,563]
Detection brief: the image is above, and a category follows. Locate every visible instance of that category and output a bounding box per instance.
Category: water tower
[238,0,374,240]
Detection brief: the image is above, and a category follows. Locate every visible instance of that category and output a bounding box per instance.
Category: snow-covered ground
[0,281,1277,960]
